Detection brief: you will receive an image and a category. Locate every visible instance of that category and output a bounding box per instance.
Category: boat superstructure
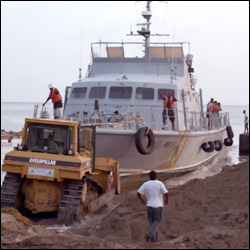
[63,1,233,176]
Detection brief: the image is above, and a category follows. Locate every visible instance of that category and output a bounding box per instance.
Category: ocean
[1,102,54,132]
[1,102,249,185]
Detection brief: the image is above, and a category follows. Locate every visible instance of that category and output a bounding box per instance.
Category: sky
[1,1,249,105]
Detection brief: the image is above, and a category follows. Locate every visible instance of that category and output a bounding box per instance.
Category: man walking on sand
[137,170,168,243]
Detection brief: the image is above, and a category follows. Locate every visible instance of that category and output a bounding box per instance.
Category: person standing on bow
[243,110,248,133]
[137,170,169,243]
[43,84,63,119]
[159,91,177,130]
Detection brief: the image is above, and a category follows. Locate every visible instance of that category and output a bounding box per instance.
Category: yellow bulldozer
[1,118,120,224]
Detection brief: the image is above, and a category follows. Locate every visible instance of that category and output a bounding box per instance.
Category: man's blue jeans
[146,206,163,242]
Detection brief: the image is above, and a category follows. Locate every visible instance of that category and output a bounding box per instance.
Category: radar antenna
[127,1,169,62]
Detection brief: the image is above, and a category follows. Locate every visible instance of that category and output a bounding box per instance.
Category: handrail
[65,105,230,132]
[91,42,187,46]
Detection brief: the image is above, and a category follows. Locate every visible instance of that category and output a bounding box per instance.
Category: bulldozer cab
[26,124,69,154]
[24,119,96,172]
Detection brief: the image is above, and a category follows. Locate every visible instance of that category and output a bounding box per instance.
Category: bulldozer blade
[87,188,116,213]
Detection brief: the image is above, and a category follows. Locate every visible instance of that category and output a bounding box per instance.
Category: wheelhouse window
[27,126,67,154]
[70,87,87,98]
[136,87,154,100]
[158,89,175,100]
[89,86,106,99]
[109,86,132,99]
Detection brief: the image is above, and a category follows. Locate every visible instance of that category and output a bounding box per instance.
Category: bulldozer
[1,118,120,225]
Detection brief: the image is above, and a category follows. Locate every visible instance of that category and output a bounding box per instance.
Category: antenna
[78,24,84,81]
[170,16,176,83]
[157,1,168,43]
[99,36,101,57]
[80,24,83,69]
[127,1,169,62]
[79,68,82,81]
[170,32,175,83]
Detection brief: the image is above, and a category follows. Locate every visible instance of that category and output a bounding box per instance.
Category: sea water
[1,102,249,185]
[1,102,54,132]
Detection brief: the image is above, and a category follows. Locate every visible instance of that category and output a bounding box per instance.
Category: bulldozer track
[57,177,105,225]
[1,173,23,208]
[57,178,86,225]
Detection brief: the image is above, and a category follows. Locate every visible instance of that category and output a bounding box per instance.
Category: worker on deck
[206,98,214,129]
[159,91,177,130]
[43,84,63,119]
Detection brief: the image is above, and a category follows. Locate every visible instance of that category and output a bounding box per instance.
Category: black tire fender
[226,126,234,139]
[224,138,233,147]
[135,127,155,155]
[214,140,223,151]
[201,141,215,153]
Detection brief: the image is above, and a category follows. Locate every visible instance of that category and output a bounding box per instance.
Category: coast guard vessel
[63,2,233,177]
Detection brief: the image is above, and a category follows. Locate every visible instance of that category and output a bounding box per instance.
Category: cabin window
[158,89,175,100]
[70,87,87,98]
[109,86,132,99]
[89,87,106,99]
[27,126,66,153]
[135,87,154,100]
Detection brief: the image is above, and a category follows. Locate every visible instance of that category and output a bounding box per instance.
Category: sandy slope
[1,160,249,249]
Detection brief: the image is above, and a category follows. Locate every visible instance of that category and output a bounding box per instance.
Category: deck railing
[66,106,230,132]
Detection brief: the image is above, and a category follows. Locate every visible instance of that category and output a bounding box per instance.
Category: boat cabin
[63,42,228,132]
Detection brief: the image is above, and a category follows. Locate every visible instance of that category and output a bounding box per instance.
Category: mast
[131,1,169,62]
[136,1,152,62]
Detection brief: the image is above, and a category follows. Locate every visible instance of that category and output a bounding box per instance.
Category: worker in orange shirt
[43,84,63,119]
[159,91,177,130]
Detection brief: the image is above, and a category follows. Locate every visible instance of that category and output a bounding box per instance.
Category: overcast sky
[1,1,249,105]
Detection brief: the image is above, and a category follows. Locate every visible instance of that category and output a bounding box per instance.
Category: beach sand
[1,160,249,249]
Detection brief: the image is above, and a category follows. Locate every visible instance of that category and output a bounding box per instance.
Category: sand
[1,160,249,249]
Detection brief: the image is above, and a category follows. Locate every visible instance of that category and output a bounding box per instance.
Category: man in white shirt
[137,170,168,243]
[243,110,248,133]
